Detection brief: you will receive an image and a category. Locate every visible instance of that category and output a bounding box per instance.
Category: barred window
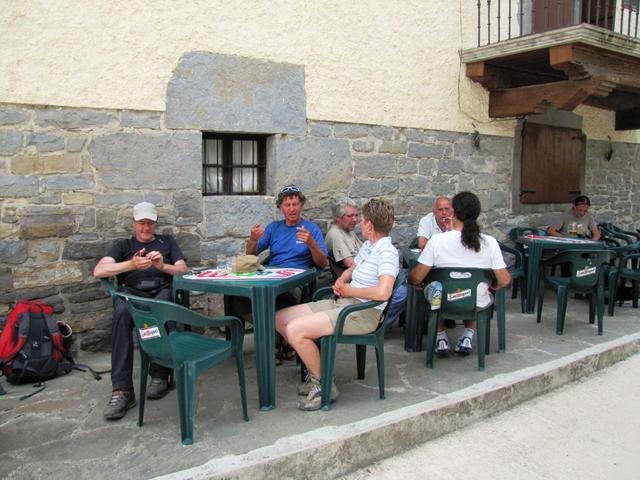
[202,133,267,195]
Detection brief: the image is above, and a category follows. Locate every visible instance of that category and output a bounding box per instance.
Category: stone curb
[155,332,640,480]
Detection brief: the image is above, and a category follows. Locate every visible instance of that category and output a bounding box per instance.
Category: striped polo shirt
[351,236,399,310]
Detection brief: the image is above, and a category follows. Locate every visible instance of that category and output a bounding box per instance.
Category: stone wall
[1,102,638,351]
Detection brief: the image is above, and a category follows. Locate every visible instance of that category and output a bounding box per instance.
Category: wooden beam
[584,90,640,111]
[488,79,614,118]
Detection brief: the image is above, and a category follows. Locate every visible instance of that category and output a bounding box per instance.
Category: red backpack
[0,300,67,384]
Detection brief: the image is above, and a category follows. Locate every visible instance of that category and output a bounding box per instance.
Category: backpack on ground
[0,300,105,390]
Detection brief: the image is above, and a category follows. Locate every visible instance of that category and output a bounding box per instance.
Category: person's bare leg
[284,312,334,379]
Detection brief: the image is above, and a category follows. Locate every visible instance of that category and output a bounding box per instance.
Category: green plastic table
[402,247,506,353]
[514,235,603,313]
[172,267,318,411]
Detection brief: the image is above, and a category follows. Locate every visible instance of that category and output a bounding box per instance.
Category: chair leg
[375,338,385,400]
[597,281,605,336]
[536,281,545,324]
[556,286,568,335]
[477,315,486,371]
[496,288,506,353]
[415,304,425,352]
[175,363,196,445]
[633,279,639,308]
[235,352,249,422]
[138,353,150,428]
[356,344,366,380]
[588,293,596,324]
[320,337,337,411]
[607,269,618,316]
[425,311,439,369]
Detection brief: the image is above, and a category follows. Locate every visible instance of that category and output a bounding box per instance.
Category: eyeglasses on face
[280,185,301,194]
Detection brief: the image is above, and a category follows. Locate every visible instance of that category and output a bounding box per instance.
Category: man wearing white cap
[94,202,188,420]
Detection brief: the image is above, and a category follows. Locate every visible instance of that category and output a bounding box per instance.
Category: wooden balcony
[462,2,640,130]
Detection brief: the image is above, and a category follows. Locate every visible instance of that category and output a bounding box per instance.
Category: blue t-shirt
[256,219,328,268]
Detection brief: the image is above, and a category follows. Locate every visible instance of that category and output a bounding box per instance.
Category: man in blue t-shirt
[247,185,328,269]
[242,185,328,363]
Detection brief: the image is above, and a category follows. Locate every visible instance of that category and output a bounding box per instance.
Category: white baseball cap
[132,202,158,221]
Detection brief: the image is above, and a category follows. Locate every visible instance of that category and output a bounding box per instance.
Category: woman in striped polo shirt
[275,198,399,411]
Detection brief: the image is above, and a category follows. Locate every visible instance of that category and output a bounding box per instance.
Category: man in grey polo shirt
[324,197,362,277]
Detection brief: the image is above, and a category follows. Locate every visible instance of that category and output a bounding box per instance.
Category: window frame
[202,132,267,196]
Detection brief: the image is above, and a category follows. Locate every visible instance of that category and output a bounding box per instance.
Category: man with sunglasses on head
[244,185,328,363]
[247,185,328,271]
[324,196,362,278]
[94,202,188,421]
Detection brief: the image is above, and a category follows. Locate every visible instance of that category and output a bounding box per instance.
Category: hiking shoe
[297,377,339,411]
[435,336,450,356]
[455,336,473,356]
[297,373,314,396]
[103,389,136,420]
[147,376,173,400]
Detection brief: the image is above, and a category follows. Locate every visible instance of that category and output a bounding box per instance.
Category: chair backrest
[116,293,175,364]
[425,267,494,316]
[381,270,407,329]
[327,252,346,281]
[545,250,611,288]
[508,227,547,242]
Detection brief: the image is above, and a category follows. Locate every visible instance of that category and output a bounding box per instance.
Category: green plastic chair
[608,248,640,315]
[116,292,249,445]
[498,241,526,313]
[310,271,406,411]
[536,250,610,335]
[421,268,499,371]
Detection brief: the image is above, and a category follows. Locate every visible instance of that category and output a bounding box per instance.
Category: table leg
[525,245,543,314]
[404,285,427,352]
[252,288,277,411]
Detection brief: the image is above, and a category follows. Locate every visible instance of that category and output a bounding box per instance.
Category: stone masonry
[0,55,638,352]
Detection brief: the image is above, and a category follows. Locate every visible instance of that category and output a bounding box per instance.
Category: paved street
[341,353,640,480]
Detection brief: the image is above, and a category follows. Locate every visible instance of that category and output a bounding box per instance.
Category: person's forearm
[246,238,258,255]
[309,241,327,268]
[547,226,563,237]
[347,276,395,301]
[160,261,188,276]
[93,260,134,278]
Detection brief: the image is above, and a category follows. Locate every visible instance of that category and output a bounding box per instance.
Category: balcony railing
[475,0,640,47]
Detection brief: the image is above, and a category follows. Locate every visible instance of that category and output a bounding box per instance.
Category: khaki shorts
[307,297,383,335]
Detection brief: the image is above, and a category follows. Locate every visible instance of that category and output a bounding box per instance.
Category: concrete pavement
[340,352,640,480]
[1,293,639,479]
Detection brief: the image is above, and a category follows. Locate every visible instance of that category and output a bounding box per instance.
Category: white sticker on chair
[449,271,472,279]
[447,289,472,301]
[139,326,161,340]
[576,266,596,278]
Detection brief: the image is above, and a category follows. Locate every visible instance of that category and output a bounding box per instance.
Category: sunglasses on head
[281,185,301,194]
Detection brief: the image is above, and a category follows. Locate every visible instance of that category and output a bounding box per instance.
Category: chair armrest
[334,299,382,336]
[312,286,333,301]
[101,277,117,298]
[499,241,524,269]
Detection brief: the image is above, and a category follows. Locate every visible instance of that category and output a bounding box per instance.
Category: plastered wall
[1,0,638,142]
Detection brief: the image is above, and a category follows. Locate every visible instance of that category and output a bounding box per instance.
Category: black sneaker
[146,376,173,400]
[103,389,136,420]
